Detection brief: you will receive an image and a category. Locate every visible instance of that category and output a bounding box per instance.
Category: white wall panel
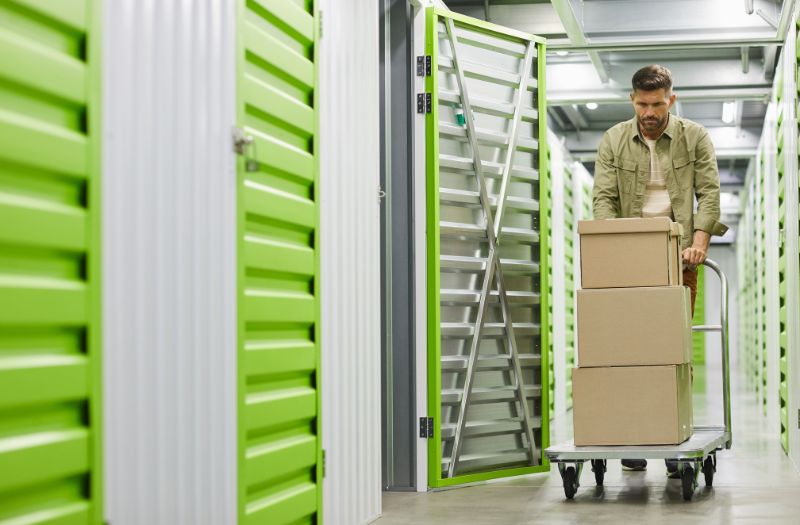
[102,2,238,524]
[320,0,383,523]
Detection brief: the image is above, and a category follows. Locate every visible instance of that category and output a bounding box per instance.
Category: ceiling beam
[549,86,772,106]
[550,0,610,83]
[547,107,569,130]
[547,37,782,53]
[561,127,760,160]
[561,104,589,130]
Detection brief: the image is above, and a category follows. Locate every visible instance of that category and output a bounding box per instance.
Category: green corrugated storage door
[0,1,101,523]
[235,1,321,523]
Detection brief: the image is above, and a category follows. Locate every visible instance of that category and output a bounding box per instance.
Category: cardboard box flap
[578,217,681,237]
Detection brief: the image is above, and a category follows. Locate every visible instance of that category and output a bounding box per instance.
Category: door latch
[232,127,259,171]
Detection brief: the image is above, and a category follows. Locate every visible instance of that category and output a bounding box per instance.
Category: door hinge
[318,10,323,39]
[416,93,432,114]
[419,417,434,439]
[322,449,326,478]
[378,186,387,202]
[416,55,431,76]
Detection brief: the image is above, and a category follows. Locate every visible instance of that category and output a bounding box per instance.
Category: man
[592,64,728,475]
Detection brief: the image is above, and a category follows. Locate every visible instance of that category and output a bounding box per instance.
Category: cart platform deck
[546,426,730,462]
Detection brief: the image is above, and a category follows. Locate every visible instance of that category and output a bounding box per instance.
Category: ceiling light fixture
[721,101,736,124]
[556,50,568,56]
[586,102,598,110]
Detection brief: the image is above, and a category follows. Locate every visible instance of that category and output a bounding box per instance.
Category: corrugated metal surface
[0,1,102,523]
[235,1,323,523]
[320,0,382,522]
[102,1,238,524]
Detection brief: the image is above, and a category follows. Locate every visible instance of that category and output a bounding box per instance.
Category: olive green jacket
[592,115,729,250]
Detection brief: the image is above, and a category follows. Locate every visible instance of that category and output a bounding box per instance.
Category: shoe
[621,459,647,471]
[665,459,680,479]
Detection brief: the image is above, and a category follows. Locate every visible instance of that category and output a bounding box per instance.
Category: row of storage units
[0,1,384,524]
[737,16,800,459]
[546,133,593,417]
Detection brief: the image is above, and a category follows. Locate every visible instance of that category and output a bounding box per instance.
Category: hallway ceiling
[445,0,796,199]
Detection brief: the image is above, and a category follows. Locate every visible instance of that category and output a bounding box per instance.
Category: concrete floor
[377,368,800,524]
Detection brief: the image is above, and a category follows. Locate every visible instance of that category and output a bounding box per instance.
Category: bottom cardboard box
[572,364,693,446]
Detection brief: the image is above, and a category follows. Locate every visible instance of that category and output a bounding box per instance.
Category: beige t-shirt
[642,138,674,219]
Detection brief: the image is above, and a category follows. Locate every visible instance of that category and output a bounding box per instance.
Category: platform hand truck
[545,258,732,501]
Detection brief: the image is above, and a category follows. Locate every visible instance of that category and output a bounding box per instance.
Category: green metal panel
[235,1,321,523]
[426,7,549,488]
[0,1,102,523]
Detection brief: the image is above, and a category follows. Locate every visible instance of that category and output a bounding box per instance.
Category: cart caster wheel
[591,459,606,486]
[702,456,715,487]
[563,466,578,499]
[681,465,696,501]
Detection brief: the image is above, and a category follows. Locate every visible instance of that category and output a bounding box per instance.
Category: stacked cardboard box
[572,217,693,446]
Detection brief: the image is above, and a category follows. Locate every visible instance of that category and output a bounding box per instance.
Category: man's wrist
[692,230,711,251]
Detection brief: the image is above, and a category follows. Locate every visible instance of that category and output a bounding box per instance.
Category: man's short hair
[632,65,673,92]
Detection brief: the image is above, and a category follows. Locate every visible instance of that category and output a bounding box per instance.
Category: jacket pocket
[612,157,637,194]
[672,154,695,190]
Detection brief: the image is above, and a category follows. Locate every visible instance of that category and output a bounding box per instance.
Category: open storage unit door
[0,1,102,523]
[424,7,549,488]
[234,1,321,523]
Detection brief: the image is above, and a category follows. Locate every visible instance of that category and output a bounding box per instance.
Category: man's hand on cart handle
[682,230,711,266]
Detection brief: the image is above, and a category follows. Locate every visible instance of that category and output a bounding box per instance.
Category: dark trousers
[683,268,698,318]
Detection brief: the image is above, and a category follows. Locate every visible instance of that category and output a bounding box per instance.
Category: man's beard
[639,114,668,133]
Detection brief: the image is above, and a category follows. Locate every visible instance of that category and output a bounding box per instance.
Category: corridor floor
[378,369,800,524]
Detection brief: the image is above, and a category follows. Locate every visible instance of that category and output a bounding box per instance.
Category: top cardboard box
[578,217,683,289]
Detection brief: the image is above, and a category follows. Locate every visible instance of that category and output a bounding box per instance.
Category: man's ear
[668,92,677,108]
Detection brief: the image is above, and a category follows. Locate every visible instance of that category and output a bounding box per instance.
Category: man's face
[631,88,676,134]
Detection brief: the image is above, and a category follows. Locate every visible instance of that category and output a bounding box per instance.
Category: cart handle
[693,258,732,449]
